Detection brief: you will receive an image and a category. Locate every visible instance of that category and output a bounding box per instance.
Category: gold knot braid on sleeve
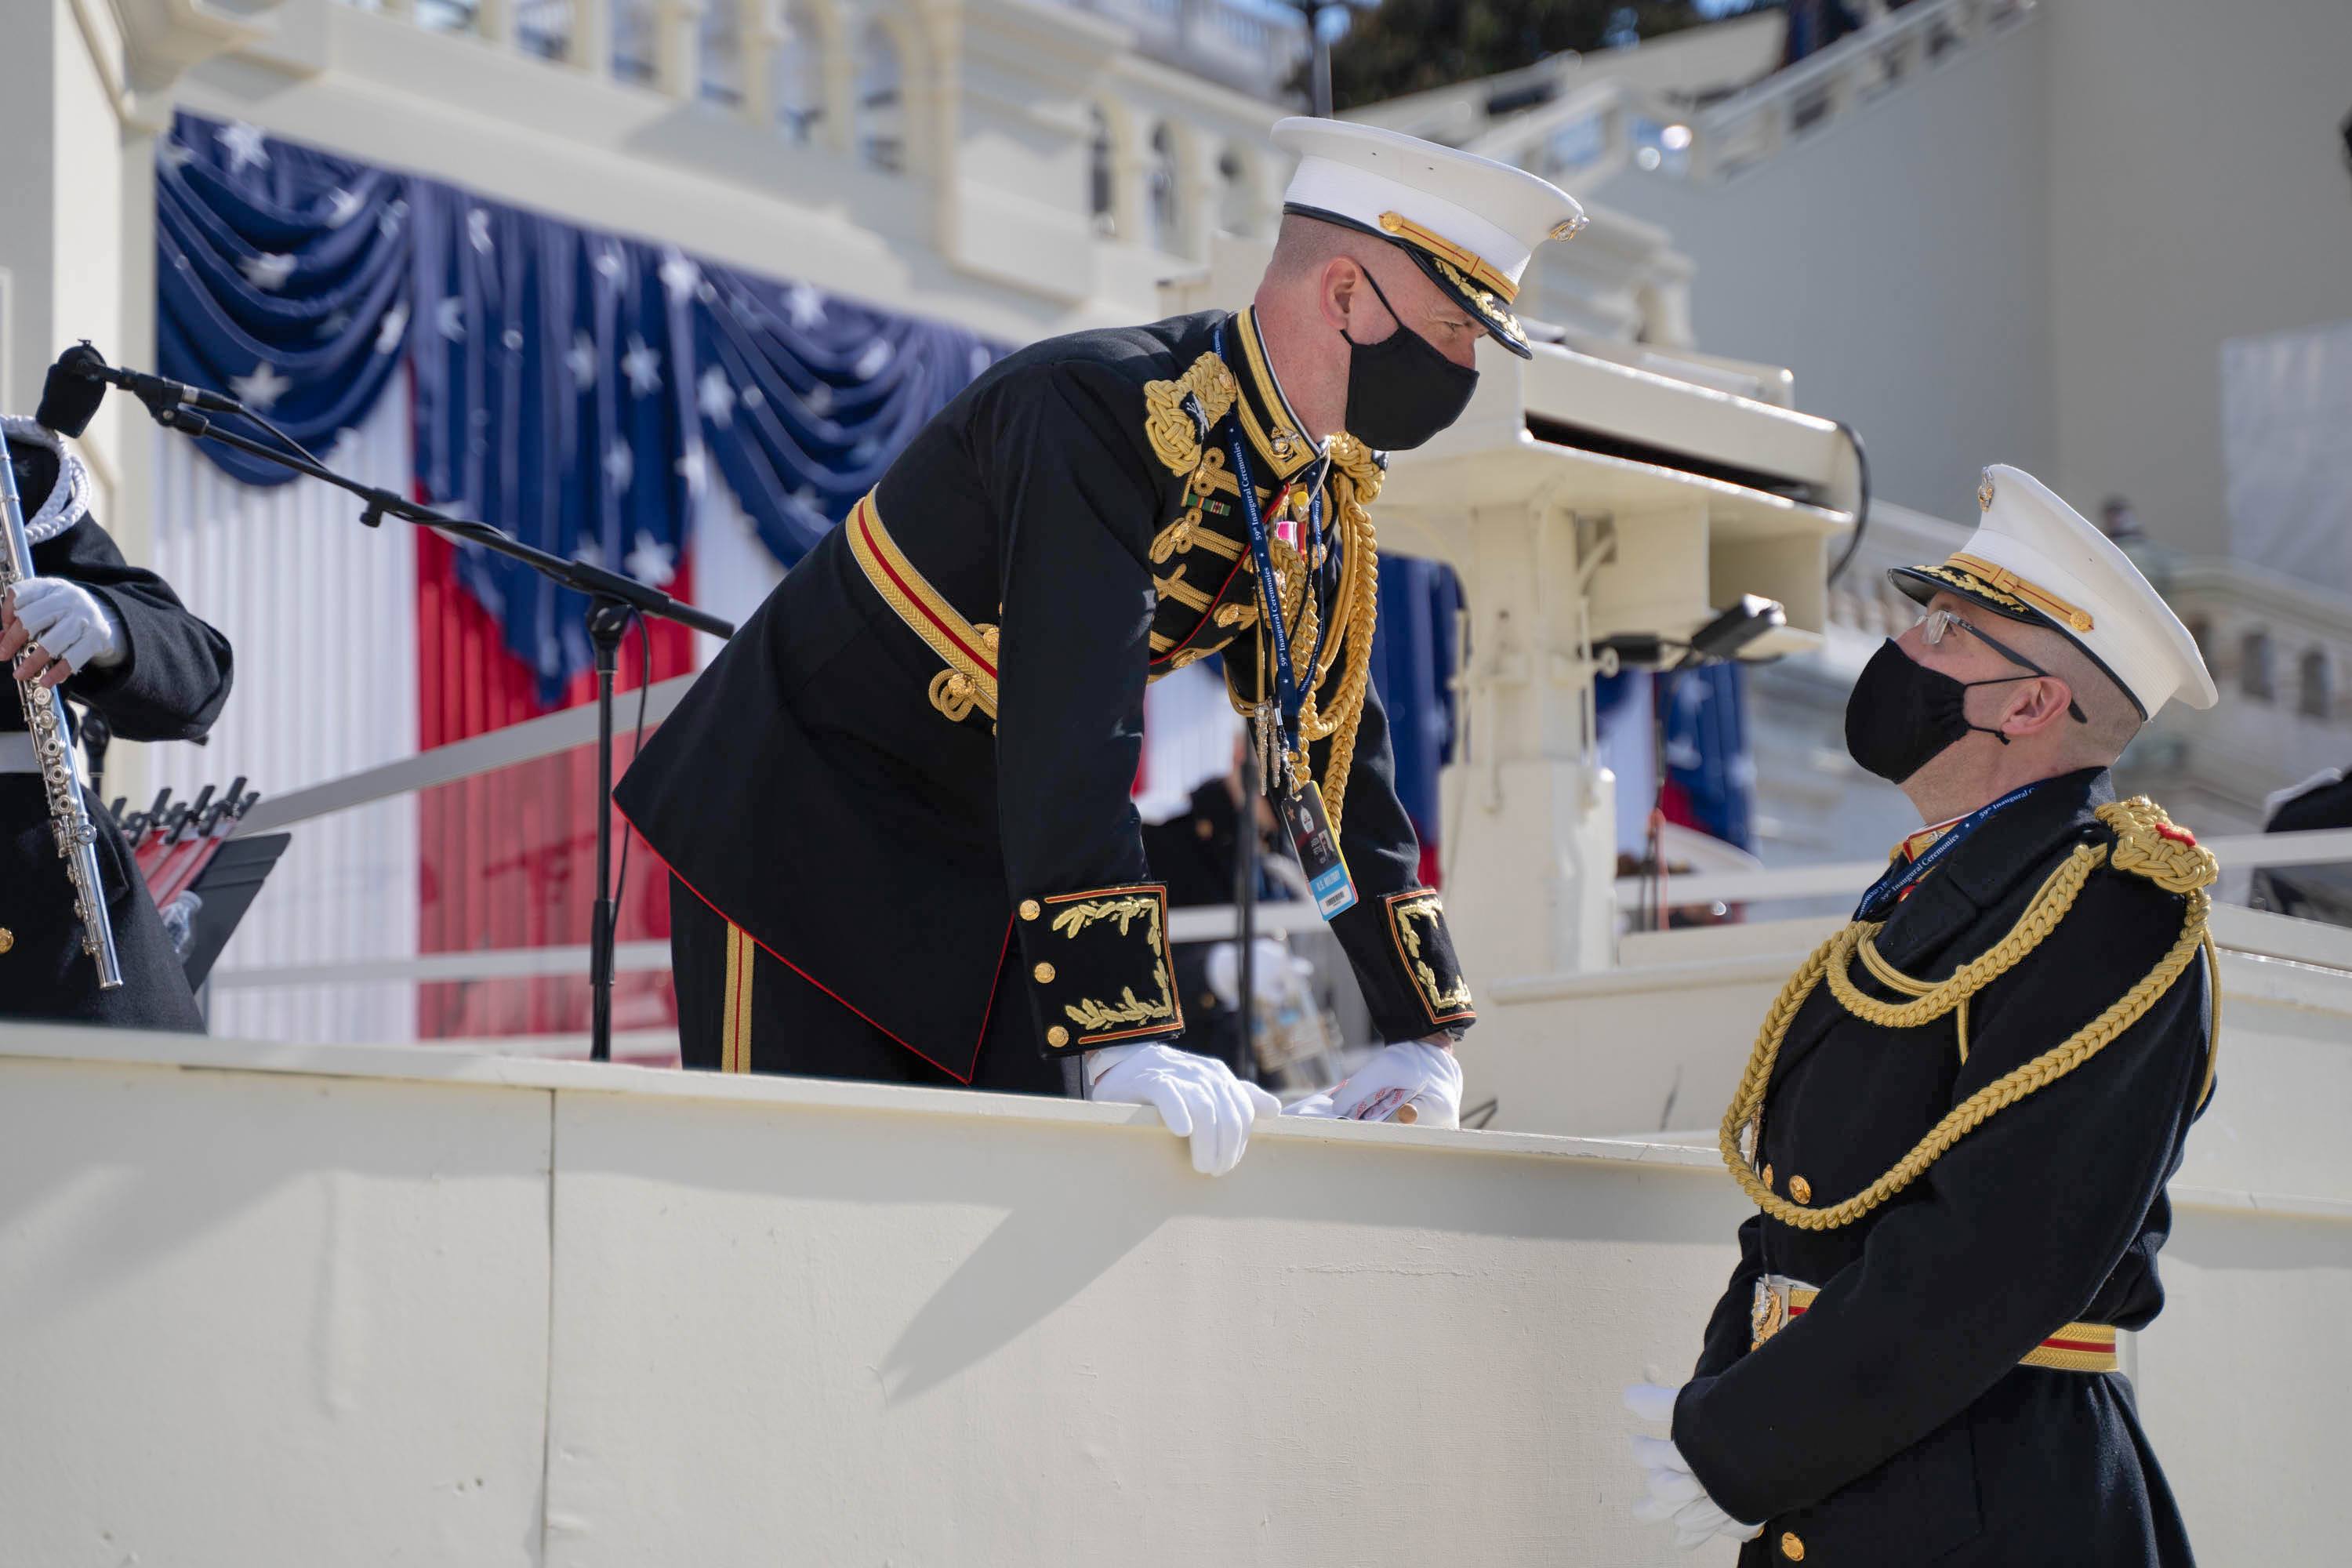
[1717,797,2223,1232]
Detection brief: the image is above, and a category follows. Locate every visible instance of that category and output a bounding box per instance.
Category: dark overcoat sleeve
[31,517,234,742]
[975,361,1187,1058]
[1670,865,2212,1525]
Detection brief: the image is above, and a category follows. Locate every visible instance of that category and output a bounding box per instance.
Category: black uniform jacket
[1675,769,2211,1566]
[616,309,1474,1080]
[4,454,235,1029]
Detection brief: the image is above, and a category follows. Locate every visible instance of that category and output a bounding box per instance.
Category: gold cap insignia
[1549,216,1588,241]
[1977,470,1995,512]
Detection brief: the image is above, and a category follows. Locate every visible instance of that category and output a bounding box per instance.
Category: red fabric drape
[414,528,698,1047]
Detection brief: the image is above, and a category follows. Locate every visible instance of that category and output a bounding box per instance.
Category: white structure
[5,8,2350,1558]
[1455,0,2352,566]
[3,1017,2347,1564]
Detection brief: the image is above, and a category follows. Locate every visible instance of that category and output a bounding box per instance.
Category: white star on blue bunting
[239,252,297,292]
[230,361,292,412]
[220,121,270,174]
[626,531,677,586]
[621,335,662,397]
[698,365,735,428]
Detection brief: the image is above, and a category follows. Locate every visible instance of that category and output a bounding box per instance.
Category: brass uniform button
[1033,962,1056,984]
[1789,1175,1813,1205]
[1781,1530,1806,1561]
[1199,992,1217,1010]
[1195,818,1214,839]
[1047,1025,1069,1048]
[0,927,13,955]
[1762,1163,1774,1191]
[1018,899,1041,921]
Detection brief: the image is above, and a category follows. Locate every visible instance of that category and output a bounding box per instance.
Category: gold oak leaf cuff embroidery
[1385,890,1476,1026]
[1025,884,1185,1052]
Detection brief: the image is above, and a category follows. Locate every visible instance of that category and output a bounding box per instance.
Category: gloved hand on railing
[1087,1043,1282,1177]
[1283,1038,1462,1127]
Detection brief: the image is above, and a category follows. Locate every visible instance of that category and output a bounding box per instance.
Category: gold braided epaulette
[1718,795,2220,1232]
[2100,796,2219,895]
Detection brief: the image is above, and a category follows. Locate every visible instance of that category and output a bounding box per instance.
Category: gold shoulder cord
[1153,364,1381,837]
[1287,434,1384,831]
[1718,799,2223,1232]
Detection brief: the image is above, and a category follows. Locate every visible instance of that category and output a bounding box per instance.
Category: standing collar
[1228,307,1323,484]
[1868,768,2118,971]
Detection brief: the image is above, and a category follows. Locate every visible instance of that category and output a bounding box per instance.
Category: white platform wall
[0,1025,2344,1565]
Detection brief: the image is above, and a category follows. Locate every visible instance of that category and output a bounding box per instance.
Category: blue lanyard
[1853,780,2050,921]
[1213,319,1323,759]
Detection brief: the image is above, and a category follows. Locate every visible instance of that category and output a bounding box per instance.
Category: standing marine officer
[616,121,1588,1173]
[1624,466,2222,1564]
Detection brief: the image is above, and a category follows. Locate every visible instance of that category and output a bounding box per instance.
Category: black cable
[609,608,652,966]
[1824,417,1873,588]
[222,403,334,473]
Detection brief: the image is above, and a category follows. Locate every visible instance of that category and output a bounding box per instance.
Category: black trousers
[668,873,1067,1095]
[1,777,203,1031]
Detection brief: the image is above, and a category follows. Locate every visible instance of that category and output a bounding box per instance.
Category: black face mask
[1340,267,1479,452]
[1844,638,2040,784]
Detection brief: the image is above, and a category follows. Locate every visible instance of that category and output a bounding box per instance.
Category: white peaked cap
[1272,117,1586,359]
[1890,464,2219,719]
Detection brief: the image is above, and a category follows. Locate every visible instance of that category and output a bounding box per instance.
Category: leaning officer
[2,415,234,1029]
[1625,466,2220,1564]
[617,119,1586,1173]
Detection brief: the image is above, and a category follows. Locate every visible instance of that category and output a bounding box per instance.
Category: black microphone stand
[131,391,732,1066]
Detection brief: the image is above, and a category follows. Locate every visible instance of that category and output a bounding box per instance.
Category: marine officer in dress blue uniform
[1626,466,2223,1566]
[617,121,1587,1173]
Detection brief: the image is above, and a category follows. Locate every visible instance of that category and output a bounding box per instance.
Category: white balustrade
[1469,0,2041,191]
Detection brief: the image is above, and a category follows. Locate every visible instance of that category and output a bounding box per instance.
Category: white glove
[1624,1382,1762,1549]
[1284,1038,1462,1127]
[3,577,122,686]
[1087,1043,1281,1177]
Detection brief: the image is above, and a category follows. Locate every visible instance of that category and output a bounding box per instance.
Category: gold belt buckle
[1750,1279,1789,1350]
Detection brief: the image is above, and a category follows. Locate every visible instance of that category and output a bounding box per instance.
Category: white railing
[1610,828,2352,910]
[201,675,1334,1008]
[1471,0,2042,190]
[204,670,2352,1006]
[379,0,1305,107]
[1073,0,1306,100]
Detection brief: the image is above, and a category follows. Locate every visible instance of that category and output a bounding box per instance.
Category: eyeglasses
[1919,608,2089,724]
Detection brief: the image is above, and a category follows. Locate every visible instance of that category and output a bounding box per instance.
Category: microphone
[37,344,111,437]
[37,342,244,436]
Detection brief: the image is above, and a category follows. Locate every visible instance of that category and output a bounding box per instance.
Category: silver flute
[0,445,122,989]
